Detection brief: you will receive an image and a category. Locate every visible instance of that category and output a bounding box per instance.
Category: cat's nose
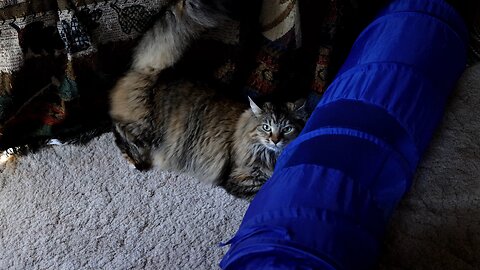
[271,136,280,145]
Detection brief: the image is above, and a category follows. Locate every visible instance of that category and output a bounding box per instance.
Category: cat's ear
[295,99,306,112]
[287,99,306,112]
[264,102,273,111]
[288,99,308,121]
[248,97,263,116]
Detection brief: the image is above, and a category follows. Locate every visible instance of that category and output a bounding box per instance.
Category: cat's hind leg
[110,71,156,124]
[113,123,152,171]
[109,69,155,171]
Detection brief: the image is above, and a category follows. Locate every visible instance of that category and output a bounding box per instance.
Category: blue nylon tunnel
[220,0,468,269]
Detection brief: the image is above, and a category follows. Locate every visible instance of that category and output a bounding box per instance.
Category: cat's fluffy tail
[132,0,231,74]
[110,0,230,123]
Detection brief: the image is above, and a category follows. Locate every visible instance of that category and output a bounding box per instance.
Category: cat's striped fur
[109,0,307,198]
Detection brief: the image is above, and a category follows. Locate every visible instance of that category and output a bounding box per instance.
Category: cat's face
[249,98,308,152]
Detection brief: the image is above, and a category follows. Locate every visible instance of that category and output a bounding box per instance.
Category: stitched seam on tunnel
[359,10,467,47]
[280,126,414,176]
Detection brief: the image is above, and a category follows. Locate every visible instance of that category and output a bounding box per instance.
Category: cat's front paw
[221,173,267,200]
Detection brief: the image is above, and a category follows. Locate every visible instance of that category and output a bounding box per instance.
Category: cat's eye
[262,124,271,132]
[283,126,294,134]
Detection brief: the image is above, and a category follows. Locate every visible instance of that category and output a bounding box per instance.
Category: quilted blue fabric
[220,0,468,269]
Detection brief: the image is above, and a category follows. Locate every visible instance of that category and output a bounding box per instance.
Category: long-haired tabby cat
[109,0,308,198]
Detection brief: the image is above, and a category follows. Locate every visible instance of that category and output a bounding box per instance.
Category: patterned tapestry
[0,0,166,152]
[0,0,475,152]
